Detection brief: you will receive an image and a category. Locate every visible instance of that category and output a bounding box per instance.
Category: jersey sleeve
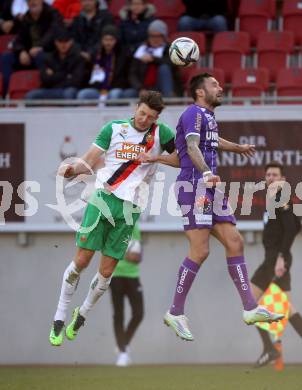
[94,121,113,151]
[182,105,203,139]
[158,122,175,153]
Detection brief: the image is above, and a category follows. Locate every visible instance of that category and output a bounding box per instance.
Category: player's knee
[75,250,94,270]
[226,233,244,254]
[192,247,209,263]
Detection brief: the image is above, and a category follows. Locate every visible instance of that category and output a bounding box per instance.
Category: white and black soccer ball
[169,37,200,67]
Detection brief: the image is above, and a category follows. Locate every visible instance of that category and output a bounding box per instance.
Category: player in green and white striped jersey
[49,91,176,346]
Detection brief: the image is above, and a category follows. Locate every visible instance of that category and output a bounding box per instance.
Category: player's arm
[186,134,220,183]
[58,144,105,178]
[124,239,142,263]
[139,150,180,167]
[125,225,142,263]
[218,136,256,157]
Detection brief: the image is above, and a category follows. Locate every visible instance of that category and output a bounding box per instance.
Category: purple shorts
[176,172,236,231]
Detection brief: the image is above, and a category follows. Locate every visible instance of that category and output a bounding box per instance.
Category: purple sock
[227,256,257,311]
[170,257,200,316]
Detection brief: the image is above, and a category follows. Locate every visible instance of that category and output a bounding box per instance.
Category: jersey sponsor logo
[115,143,147,160]
[177,268,189,293]
[195,213,212,225]
[236,265,248,290]
[194,112,202,132]
[119,125,129,139]
[205,113,217,130]
[195,196,212,213]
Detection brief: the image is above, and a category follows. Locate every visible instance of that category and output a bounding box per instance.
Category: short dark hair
[189,72,213,100]
[265,160,284,175]
[138,90,165,113]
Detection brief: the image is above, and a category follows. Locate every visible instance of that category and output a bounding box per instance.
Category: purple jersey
[175,104,219,176]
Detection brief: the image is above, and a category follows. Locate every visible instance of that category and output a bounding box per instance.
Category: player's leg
[66,196,140,341]
[164,228,211,341]
[66,254,118,340]
[49,247,95,346]
[110,277,132,366]
[251,256,286,368]
[212,222,284,324]
[124,277,144,350]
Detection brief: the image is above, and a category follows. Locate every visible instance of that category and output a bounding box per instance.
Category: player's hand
[58,164,75,178]
[275,255,287,278]
[203,172,221,186]
[138,151,157,163]
[238,144,256,157]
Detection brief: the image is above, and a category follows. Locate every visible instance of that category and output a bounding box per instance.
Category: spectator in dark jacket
[129,19,182,97]
[119,0,155,52]
[1,0,62,96]
[178,0,228,33]
[71,0,113,63]
[26,27,86,99]
[77,25,136,100]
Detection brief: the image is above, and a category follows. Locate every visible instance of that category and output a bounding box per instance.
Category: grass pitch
[1,365,301,390]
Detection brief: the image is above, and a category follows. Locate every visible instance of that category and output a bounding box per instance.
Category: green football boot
[66,307,85,341]
[49,320,65,346]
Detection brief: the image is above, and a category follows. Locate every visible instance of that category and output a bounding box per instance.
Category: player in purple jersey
[140,73,284,341]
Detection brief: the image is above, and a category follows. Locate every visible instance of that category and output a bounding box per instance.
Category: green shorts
[76,189,140,260]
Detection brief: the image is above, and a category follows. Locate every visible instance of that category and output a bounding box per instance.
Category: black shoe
[254,348,281,368]
[53,320,64,336]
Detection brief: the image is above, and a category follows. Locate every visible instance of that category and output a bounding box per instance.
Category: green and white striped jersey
[93,119,175,205]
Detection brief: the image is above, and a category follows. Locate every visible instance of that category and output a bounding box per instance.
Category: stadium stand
[231,67,270,103]
[0,34,15,54]
[256,31,295,82]
[151,0,185,33]
[236,0,276,45]
[8,70,40,99]
[281,0,302,45]
[276,67,302,103]
[211,31,250,82]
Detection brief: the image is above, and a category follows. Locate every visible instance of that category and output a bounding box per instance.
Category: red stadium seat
[108,0,126,18]
[211,32,250,82]
[183,67,225,96]
[152,0,185,33]
[231,68,270,103]
[169,32,206,56]
[276,68,302,103]
[256,31,294,82]
[152,0,185,18]
[236,0,276,45]
[8,70,41,99]
[281,0,302,45]
[0,35,16,54]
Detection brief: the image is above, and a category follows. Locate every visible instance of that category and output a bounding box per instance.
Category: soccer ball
[169,37,200,67]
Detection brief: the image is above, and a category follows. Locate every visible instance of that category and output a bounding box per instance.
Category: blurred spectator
[71,0,113,64]
[11,0,54,19]
[178,0,228,33]
[0,1,18,35]
[26,27,86,99]
[77,25,136,100]
[128,19,182,97]
[1,0,62,96]
[119,0,155,52]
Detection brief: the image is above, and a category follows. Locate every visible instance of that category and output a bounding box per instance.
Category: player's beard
[205,91,222,108]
